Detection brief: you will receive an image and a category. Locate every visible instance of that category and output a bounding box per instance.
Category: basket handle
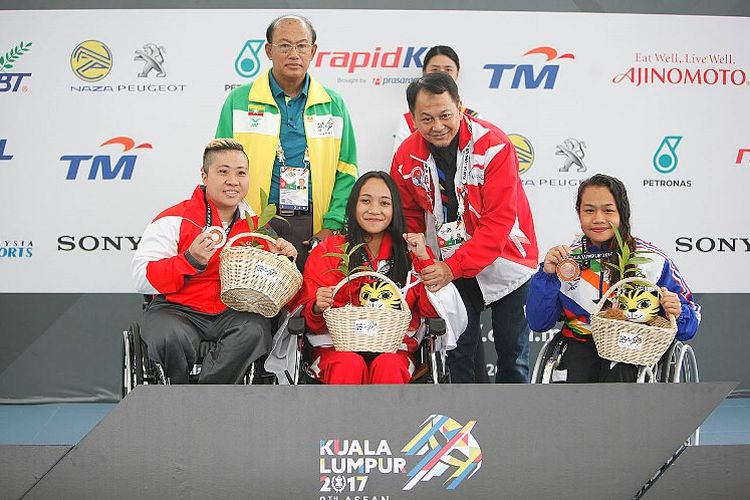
[222,232,296,261]
[330,271,406,305]
[592,276,677,326]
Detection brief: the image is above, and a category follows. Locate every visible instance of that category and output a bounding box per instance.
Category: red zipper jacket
[390,115,539,305]
[132,186,260,314]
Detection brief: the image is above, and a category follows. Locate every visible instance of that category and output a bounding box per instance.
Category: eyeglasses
[272,43,313,55]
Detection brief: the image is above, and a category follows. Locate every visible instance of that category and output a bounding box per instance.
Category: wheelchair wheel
[672,342,699,384]
[131,322,145,386]
[122,322,142,397]
[531,331,565,384]
[429,348,450,384]
[121,329,131,398]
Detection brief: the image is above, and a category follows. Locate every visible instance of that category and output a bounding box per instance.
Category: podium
[3,382,747,499]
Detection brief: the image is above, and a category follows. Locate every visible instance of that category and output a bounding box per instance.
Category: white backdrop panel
[0,9,747,292]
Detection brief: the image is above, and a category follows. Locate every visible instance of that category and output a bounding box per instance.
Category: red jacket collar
[364,231,393,267]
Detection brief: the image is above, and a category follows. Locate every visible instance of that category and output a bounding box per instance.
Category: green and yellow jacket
[216,69,358,233]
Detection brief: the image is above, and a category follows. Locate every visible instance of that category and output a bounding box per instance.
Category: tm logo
[653,136,682,174]
[0,41,33,93]
[61,137,152,180]
[485,46,575,89]
[0,139,14,161]
[235,40,264,78]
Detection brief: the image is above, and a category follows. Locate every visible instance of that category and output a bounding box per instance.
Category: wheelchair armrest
[427,317,446,336]
[288,317,306,336]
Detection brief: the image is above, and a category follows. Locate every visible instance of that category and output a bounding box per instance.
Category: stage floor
[1,396,748,446]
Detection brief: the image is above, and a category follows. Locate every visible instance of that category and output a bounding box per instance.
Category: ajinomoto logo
[508,134,534,174]
[71,40,112,82]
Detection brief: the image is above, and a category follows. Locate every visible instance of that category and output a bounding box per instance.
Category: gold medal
[556,258,580,282]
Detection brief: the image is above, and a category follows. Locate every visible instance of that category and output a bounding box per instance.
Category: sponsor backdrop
[1,7,748,399]
[1,9,748,292]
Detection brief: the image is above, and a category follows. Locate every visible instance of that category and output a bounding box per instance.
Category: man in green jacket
[216,14,358,270]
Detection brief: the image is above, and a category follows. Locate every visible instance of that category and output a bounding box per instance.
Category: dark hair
[575,173,635,282]
[406,72,460,114]
[266,14,317,44]
[423,45,460,73]
[345,171,410,287]
[202,138,248,173]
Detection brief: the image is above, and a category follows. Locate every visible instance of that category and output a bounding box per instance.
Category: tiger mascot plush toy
[617,288,661,323]
[359,280,402,310]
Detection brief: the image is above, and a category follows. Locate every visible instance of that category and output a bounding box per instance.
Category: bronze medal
[556,258,581,282]
[205,225,227,249]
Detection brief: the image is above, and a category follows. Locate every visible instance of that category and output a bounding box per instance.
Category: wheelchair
[277,316,451,385]
[531,330,699,385]
[121,298,276,397]
[530,329,700,445]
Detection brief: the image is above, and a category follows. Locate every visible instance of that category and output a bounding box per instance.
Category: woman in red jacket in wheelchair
[295,171,466,384]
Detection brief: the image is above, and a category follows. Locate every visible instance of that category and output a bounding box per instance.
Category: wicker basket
[219,232,303,317]
[590,277,677,366]
[323,271,412,353]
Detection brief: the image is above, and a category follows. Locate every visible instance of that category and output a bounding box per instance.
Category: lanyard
[570,238,614,269]
[204,191,238,235]
[276,143,309,169]
[433,142,471,232]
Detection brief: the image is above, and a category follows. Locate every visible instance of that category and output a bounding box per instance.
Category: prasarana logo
[401,414,482,491]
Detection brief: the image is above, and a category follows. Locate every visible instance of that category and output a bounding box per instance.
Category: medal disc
[556,258,580,282]
[205,226,227,249]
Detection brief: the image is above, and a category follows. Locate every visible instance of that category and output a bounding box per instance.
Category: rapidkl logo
[485,46,575,89]
[314,45,428,73]
[60,137,152,180]
[0,138,14,161]
[0,41,32,93]
[736,148,750,165]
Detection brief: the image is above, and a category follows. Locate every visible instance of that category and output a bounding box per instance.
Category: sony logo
[675,237,750,253]
[57,235,141,251]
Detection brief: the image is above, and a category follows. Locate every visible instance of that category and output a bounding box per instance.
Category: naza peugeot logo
[675,236,750,253]
[485,46,575,89]
[57,235,141,251]
[60,137,152,180]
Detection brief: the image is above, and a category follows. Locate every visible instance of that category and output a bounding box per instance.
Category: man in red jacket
[390,73,539,383]
[131,139,296,384]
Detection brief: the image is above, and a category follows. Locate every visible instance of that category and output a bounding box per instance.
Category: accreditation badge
[436,220,467,260]
[279,165,309,211]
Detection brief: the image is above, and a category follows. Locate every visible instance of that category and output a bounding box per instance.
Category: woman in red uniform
[297,171,466,384]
